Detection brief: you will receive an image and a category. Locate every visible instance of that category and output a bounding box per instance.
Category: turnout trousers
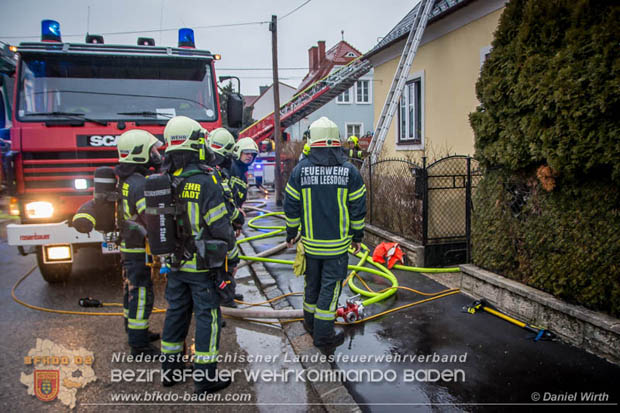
[122,256,154,348]
[160,270,222,381]
[302,253,348,346]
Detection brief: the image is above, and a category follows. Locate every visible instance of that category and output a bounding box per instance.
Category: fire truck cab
[5,21,243,282]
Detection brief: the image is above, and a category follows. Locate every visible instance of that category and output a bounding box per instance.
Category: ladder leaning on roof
[366,0,435,164]
[239,57,372,144]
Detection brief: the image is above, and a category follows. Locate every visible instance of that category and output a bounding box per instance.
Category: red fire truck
[5,20,243,282]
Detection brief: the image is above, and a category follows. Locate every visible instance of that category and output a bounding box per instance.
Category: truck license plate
[101,241,120,254]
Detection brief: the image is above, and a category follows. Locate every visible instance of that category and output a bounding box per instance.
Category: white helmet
[232,137,259,160]
[163,116,205,153]
[117,129,161,164]
[207,128,236,156]
[308,117,341,147]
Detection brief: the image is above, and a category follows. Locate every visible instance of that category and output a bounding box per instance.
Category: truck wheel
[36,246,72,283]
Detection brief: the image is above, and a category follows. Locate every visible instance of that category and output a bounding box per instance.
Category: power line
[280,0,312,21]
[0,20,268,40]
[217,67,308,71]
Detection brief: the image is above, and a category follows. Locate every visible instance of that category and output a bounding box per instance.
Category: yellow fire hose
[11,206,462,326]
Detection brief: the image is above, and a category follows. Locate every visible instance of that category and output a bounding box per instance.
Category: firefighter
[115,129,163,356]
[284,117,367,351]
[206,127,244,307]
[160,116,236,394]
[347,135,364,164]
[229,137,259,208]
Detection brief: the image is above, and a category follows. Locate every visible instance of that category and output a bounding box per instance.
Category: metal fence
[364,158,423,242]
[422,155,482,266]
[364,155,481,266]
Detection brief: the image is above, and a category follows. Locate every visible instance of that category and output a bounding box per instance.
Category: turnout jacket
[218,164,244,229]
[229,159,249,208]
[172,163,238,272]
[116,164,149,259]
[284,147,367,258]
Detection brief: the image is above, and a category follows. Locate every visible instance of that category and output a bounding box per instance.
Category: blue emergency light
[41,19,62,42]
[178,28,195,48]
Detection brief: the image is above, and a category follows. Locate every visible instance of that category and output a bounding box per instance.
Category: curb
[238,228,361,413]
[361,220,620,366]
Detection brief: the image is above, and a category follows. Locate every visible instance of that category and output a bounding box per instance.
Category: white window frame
[345,122,363,138]
[395,70,424,151]
[336,87,351,104]
[355,79,372,104]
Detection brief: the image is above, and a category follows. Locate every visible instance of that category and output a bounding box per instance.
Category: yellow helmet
[347,135,359,146]
[233,137,259,160]
[207,128,236,156]
[117,129,161,164]
[163,116,204,153]
[308,117,340,147]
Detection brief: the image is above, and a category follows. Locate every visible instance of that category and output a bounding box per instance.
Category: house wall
[286,69,374,142]
[370,3,505,161]
[252,84,297,121]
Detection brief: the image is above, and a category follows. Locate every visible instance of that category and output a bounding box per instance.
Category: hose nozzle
[79,297,102,307]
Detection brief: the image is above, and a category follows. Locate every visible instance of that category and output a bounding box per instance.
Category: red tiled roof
[296,40,362,92]
[243,95,259,107]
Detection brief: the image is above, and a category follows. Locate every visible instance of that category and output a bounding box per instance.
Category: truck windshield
[17,54,218,122]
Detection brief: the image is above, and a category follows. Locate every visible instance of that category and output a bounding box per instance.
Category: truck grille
[22,151,118,193]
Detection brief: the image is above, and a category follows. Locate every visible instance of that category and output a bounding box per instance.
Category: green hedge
[469,0,620,316]
[472,171,620,316]
[470,0,620,182]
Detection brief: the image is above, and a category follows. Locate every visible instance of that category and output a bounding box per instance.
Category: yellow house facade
[365,0,507,161]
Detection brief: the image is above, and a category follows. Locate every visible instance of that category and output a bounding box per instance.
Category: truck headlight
[44,245,72,263]
[74,178,88,190]
[25,201,54,219]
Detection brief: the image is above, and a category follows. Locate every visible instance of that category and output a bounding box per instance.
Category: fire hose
[11,203,462,325]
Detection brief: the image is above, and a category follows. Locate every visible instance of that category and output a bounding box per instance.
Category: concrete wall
[369,2,505,161]
[363,223,620,366]
[286,69,374,142]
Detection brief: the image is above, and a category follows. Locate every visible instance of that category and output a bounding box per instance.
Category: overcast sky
[0,0,418,95]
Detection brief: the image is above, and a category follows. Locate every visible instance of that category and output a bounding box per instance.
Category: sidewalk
[240,191,620,411]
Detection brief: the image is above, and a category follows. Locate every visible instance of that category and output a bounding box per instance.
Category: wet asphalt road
[0,227,324,412]
[244,196,620,412]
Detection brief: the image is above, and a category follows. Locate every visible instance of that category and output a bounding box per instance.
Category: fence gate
[423,155,481,266]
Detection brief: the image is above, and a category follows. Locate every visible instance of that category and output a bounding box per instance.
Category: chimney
[309,46,318,71]
[317,41,326,65]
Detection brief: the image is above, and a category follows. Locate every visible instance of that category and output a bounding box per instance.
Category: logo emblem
[34,370,59,402]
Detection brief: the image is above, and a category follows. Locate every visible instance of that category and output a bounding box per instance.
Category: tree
[470,0,620,182]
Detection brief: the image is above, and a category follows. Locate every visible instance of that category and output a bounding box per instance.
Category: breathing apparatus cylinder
[72,199,96,234]
[144,173,178,255]
[93,166,118,233]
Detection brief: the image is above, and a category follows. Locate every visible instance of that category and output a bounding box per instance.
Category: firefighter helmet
[163,115,205,153]
[347,135,359,146]
[117,129,161,164]
[207,128,236,156]
[308,117,341,147]
[233,137,259,160]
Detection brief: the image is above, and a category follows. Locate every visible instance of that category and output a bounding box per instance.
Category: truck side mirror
[227,93,243,129]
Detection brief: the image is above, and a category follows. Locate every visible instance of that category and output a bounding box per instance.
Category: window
[397,73,423,146]
[346,123,362,138]
[336,88,351,104]
[355,80,371,104]
[480,45,492,68]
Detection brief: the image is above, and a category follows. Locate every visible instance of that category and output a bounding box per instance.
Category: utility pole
[270,14,284,206]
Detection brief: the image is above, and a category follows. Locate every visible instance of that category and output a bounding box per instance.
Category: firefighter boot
[303,310,314,336]
[162,354,188,387]
[314,326,345,352]
[131,343,159,357]
[194,363,231,395]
